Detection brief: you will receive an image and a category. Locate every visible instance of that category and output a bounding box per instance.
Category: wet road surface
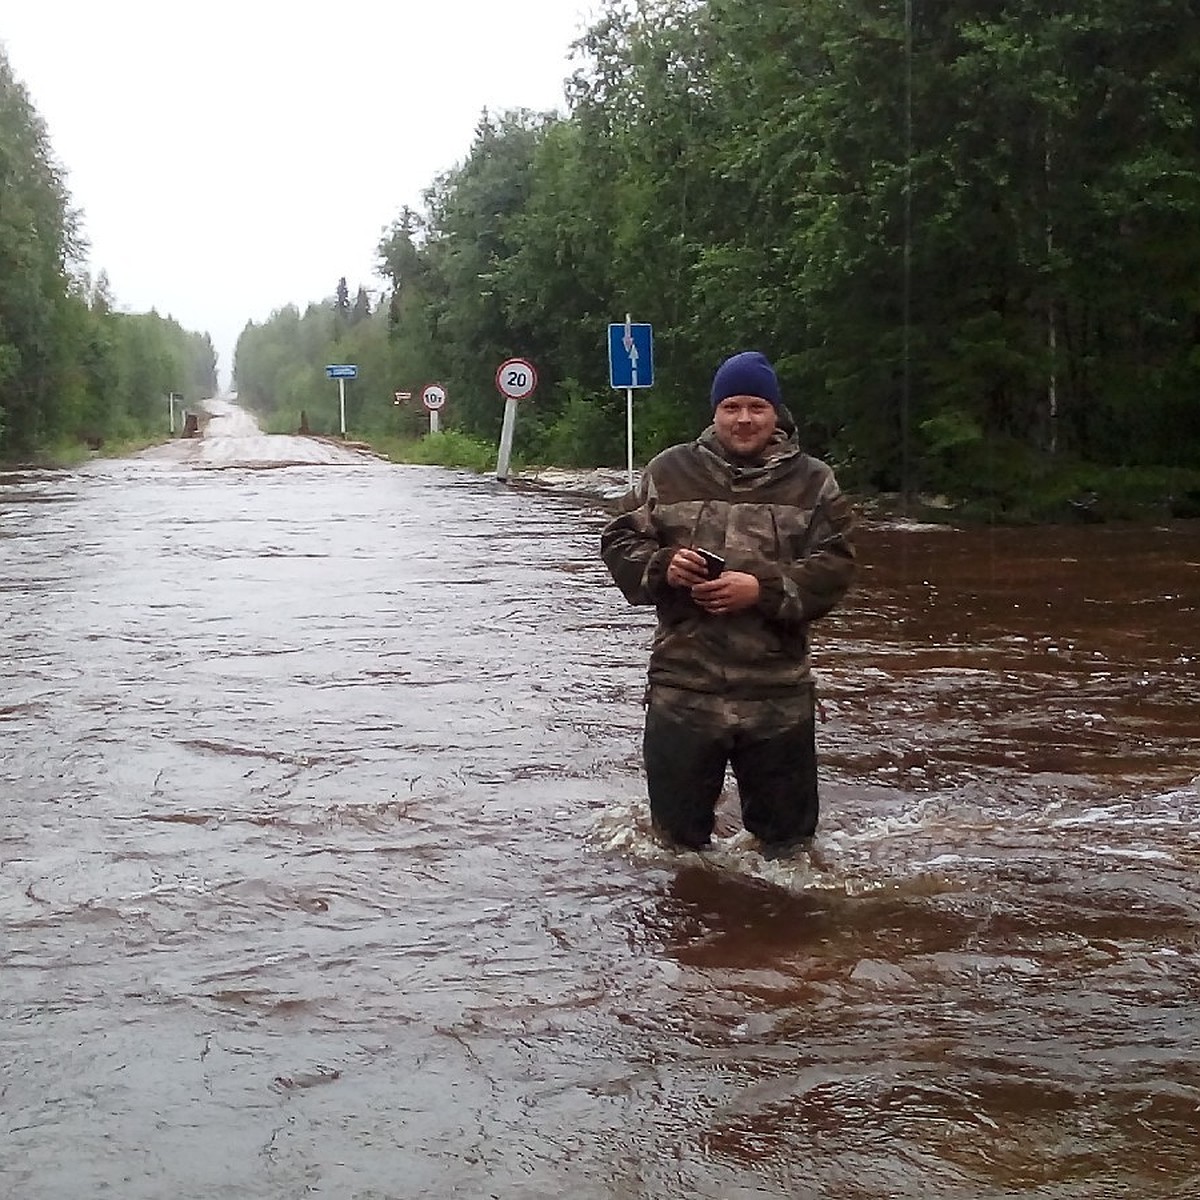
[2,424,1199,1199]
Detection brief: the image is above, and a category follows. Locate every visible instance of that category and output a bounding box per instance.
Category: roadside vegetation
[234,0,1200,523]
[5,2,1199,522]
[0,50,216,466]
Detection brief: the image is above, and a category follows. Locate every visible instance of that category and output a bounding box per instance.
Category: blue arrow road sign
[608,322,654,389]
[325,364,358,379]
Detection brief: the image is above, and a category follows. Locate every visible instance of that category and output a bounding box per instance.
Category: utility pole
[902,0,914,512]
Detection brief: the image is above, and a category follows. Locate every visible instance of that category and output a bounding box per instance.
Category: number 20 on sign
[495,357,538,481]
[496,358,538,401]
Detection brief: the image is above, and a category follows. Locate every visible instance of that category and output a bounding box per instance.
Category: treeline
[234,278,432,439]
[239,0,1200,505]
[0,48,217,462]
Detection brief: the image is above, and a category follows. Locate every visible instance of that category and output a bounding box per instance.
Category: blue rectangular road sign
[325,364,357,379]
[608,323,654,389]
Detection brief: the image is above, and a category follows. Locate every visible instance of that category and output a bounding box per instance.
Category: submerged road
[2,410,1199,1198]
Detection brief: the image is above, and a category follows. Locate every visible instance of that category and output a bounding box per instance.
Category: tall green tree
[333,276,351,336]
[0,46,77,455]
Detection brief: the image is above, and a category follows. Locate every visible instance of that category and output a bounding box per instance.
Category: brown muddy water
[2,448,1199,1200]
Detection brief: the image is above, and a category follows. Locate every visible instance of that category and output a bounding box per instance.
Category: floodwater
[2,417,1199,1200]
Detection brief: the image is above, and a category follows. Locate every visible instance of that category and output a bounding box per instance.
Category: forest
[6,1,1200,519]
[0,48,216,461]
[235,0,1200,518]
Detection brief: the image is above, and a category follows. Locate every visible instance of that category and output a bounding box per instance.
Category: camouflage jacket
[600,409,855,698]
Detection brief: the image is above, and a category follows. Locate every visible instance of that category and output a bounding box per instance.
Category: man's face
[713,395,778,460]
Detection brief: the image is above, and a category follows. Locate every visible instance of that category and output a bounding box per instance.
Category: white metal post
[496,396,519,481]
[626,387,634,490]
[430,408,440,435]
[168,392,176,434]
[338,378,347,436]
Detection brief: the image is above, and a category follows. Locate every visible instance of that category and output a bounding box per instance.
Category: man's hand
[691,572,760,615]
[665,548,712,589]
[666,550,759,615]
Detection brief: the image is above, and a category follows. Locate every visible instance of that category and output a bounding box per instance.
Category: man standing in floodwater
[600,350,856,858]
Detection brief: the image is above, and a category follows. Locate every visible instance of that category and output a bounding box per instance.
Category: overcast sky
[3,0,595,385]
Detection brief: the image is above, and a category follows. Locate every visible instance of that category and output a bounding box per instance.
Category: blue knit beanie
[710,351,781,408]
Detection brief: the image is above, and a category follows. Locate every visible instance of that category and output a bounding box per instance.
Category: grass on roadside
[0,435,164,469]
[369,430,513,474]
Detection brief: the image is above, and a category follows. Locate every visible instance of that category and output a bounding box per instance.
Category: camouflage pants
[642,683,818,851]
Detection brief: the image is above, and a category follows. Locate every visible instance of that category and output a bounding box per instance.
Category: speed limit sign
[495,358,538,401]
[422,384,447,411]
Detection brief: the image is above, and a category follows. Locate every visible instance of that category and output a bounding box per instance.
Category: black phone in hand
[695,548,725,579]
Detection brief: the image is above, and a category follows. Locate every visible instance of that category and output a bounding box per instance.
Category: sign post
[494,357,538,481]
[325,364,358,435]
[167,391,182,434]
[422,383,446,434]
[607,316,654,489]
